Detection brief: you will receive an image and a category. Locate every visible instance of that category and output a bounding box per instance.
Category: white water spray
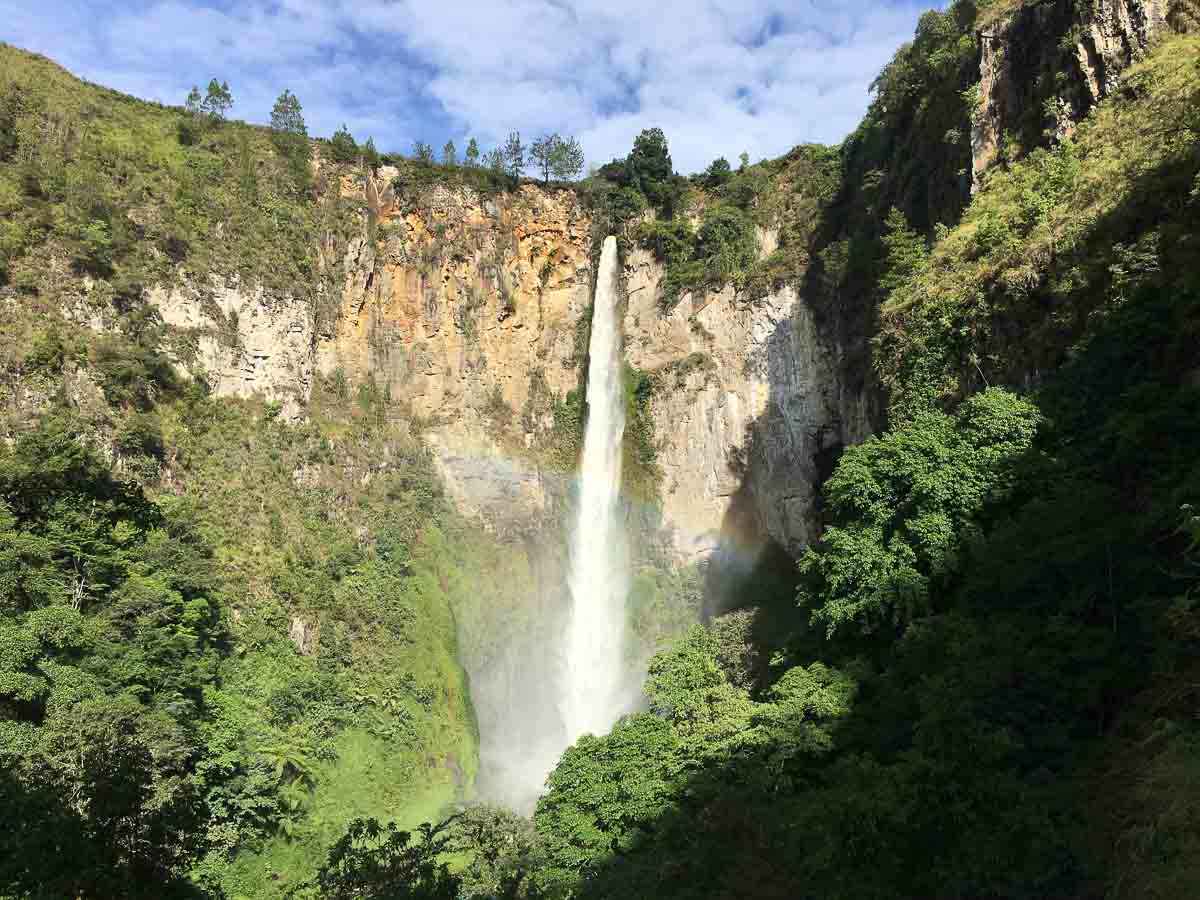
[470,236,632,812]
[562,235,630,743]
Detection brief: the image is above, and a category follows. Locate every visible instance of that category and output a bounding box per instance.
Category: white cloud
[1,0,939,172]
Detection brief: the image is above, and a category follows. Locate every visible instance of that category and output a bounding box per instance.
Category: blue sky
[2,0,939,173]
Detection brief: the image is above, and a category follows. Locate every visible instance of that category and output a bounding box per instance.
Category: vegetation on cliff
[291,17,1200,900]
[3,2,1199,899]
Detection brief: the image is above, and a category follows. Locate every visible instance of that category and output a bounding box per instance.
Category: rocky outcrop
[150,171,594,532]
[624,242,872,561]
[973,0,1172,184]
[317,173,593,532]
[147,170,874,562]
[151,276,314,417]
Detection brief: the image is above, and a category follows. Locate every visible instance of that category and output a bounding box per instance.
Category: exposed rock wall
[151,277,314,415]
[973,0,1172,184]
[147,170,869,564]
[317,173,593,534]
[624,246,871,561]
[150,171,594,534]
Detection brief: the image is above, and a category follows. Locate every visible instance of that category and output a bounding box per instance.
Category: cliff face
[623,246,871,560]
[973,0,1173,183]
[318,173,593,534]
[153,169,595,534]
[146,0,1185,567]
[149,173,869,565]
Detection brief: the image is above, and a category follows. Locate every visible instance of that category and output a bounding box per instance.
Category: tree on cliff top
[530,133,585,185]
[503,131,525,180]
[270,89,309,191]
[329,124,359,163]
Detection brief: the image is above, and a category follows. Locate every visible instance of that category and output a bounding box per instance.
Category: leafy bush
[637,202,755,310]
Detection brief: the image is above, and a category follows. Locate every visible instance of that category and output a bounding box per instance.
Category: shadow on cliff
[561,83,1200,900]
[700,1,979,624]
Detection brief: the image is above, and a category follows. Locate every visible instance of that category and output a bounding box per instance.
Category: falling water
[470,235,631,812]
[562,235,630,743]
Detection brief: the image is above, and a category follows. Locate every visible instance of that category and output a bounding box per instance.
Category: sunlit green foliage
[0,45,362,307]
[636,202,755,310]
[0,418,222,896]
[878,34,1200,417]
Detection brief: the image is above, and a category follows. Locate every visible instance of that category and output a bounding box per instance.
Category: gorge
[1,0,1199,897]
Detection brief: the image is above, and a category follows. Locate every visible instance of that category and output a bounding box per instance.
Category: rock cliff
[972,0,1175,183]
[145,0,1189,570]
[149,167,871,568]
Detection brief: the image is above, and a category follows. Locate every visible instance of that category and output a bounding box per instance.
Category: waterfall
[471,236,631,812]
[562,235,630,743]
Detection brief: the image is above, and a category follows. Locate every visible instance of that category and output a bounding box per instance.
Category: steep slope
[520,22,1200,900]
[2,2,1197,895]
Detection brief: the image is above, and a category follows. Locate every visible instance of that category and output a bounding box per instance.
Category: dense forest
[2,0,1200,897]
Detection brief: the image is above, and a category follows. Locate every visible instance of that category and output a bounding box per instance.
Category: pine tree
[201,79,232,120]
[329,124,358,163]
[483,148,505,173]
[363,137,380,171]
[503,131,525,180]
[184,86,202,118]
[442,139,457,168]
[529,134,585,185]
[270,90,309,192]
[412,141,434,164]
[530,134,556,184]
[464,137,480,168]
[552,135,584,181]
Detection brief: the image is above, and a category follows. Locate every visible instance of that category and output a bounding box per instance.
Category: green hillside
[2,2,1200,899]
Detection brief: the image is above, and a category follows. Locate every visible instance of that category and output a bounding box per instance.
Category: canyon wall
[973,0,1174,183]
[149,168,865,565]
[147,0,1185,568]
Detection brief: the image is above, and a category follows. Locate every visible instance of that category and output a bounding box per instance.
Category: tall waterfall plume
[470,235,633,812]
[563,235,631,743]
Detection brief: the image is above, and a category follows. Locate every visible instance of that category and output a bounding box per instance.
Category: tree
[0,420,222,896]
[529,134,557,185]
[797,388,1041,638]
[363,136,380,171]
[551,135,584,181]
[535,715,682,891]
[483,148,505,174]
[701,156,732,189]
[201,79,232,121]
[442,140,457,168]
[184,86,202,119]
[529,133,584,185]
[270,89,309,191]
[329,124,358,164]
[412,141,434,165]
[502,131,525,180]
[628,127,673,202]
[301,818,461,900]
[179,86,207,144]
[464,137,480,167]
[270,89,305,138]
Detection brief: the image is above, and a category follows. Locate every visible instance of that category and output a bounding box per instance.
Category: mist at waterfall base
[470,236,641,812]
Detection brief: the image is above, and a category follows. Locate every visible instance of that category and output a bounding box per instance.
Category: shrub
[329,125,358,164]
